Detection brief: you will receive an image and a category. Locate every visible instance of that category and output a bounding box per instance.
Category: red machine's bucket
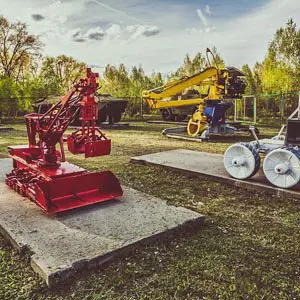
[35,171,123,214]
[67,137,111,158]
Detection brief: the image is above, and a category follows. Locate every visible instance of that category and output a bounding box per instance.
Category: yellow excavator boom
[142,67,218,102]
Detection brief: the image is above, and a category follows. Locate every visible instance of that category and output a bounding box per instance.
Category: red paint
[6,69,123,214]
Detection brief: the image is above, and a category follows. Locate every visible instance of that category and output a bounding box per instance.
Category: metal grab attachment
[67,127,111,157]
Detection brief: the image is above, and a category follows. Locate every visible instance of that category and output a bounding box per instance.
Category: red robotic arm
[25,68,110,167]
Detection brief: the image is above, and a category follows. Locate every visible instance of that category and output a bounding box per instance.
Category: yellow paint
[142,64,242,136]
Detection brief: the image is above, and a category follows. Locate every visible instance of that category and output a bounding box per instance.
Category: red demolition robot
[6,68,123,214]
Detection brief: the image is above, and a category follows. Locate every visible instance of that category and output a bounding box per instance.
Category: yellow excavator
[142,48,249,139]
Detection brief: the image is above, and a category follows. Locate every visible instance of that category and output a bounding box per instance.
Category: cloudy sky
[1,0,300,75]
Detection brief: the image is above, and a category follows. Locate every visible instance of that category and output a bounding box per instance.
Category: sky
[1,0,300,75]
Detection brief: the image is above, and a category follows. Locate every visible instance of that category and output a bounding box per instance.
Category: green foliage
[0,16,42,81]
[242,64,256,95]
[0,77,20,116]
[168,47,224,95]
[40,55,87,94]
[244,19,300,96]
[99,64,163,115]
[174,47,224,78]
[101,64,163,98]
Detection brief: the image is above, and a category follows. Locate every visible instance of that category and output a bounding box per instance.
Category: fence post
[266,98,269,126]
[140,97,144,121]
[298,91,300,119]
[243,96,246,121]
[280,93,284,125]
[234,99,237,122]
[254,96,257,124]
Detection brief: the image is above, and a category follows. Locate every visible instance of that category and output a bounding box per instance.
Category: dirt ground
[0,122,299,300]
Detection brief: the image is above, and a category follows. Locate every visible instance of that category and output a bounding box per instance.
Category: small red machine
[6,68,123,214]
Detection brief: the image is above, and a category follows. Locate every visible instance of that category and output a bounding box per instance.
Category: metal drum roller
[224,143,260,180]
[263,148,300,189]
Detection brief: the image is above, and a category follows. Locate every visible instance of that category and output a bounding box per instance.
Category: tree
[174,47,225,78]
[270,19,300,69]
[259,19,300,94]
[242,64,258,95]
[261,48,293,94]
[209,46,225,69]
[253,62,263,95]
[0,77,20,116]
[0,17,42,81]
[40,55,86,94]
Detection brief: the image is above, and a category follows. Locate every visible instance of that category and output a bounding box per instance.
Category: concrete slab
[0,127,14,132]
[131,149,300,200]
[69,123,130,130]
[0,158,204,287]
[98,122,130,129]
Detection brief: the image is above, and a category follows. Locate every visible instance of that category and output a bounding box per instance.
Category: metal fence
[1,92,300,126]
[231,91,300,127]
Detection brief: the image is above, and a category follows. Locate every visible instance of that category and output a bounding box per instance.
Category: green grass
[0,123,299,300]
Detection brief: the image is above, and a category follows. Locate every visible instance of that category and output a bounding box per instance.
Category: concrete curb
[131,149,300,201]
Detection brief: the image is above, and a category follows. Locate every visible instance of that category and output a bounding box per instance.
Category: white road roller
[224,96,300,189]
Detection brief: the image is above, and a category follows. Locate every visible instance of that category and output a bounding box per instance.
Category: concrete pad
[0,127,14,132]
[131,149,300,200]
[69,123,130,130]
[0,158,204,287]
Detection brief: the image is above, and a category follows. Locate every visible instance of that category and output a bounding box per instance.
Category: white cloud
[186,27,203,34]
[106,24,122,40]
[67,23,160,44]
[205,26,215,33]
[126,24,160,39]
[68,28,86,42]
[86,26,105,40]
[205,4,211,16]
[196,8,208,27]
[186,26,215,34]
[0,0,299,75]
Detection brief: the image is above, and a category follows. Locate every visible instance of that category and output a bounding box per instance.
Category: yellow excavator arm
[142,67,218,102]
[142,48,246,137]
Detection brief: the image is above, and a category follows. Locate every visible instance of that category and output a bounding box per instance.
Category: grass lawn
[0,122,299,300]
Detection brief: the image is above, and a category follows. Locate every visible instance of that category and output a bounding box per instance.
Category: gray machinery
[224,95,300,189]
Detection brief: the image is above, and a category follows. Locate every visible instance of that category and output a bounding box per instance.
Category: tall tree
[40,55,86,94]
[209,46,225,69]
[0,17,42,81]
[253,62,263,95]
[260,19,300,93]
[174,47,225,78]
[242,64,257,95]
[270,19,300,69]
